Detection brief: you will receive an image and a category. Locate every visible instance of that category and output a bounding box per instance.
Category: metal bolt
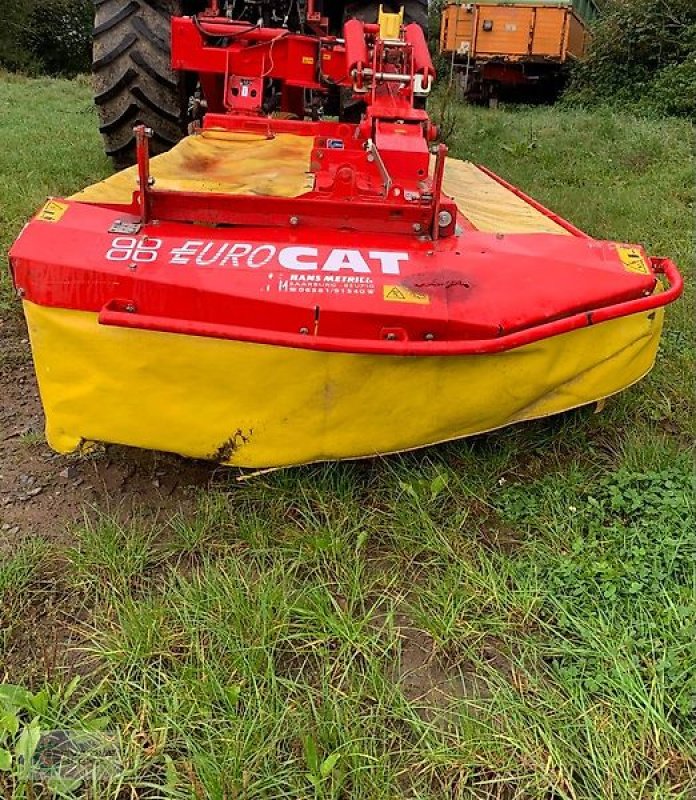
[424,333,435,341]
[412,223,422,233]
[16,287,25,298]
[438,210,453,228]
[289,216,299,226]
[299,326,310,335]
[128,263,137,272]
[147,177,156,187]
[125,303,136,313]
[385,332,398,340]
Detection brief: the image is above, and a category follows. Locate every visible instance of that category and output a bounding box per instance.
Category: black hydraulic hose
[192,14,261,42]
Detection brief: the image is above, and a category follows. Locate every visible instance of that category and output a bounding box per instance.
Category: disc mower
[9,1,683,467]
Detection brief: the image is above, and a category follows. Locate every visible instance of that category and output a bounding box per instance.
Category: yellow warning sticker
[617,245,650,275]
[36,200,69,223]
[302,56,315,65]
[383,285,430,305]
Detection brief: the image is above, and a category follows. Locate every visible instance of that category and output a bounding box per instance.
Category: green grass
[0,72,111,311]
[0,539,48,649]
[0,75,694,798]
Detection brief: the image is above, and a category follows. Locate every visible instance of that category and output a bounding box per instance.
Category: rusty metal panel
[566,11,589,59]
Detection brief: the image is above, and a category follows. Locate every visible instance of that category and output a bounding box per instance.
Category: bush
[645,57,696,118]
[0,0,92,77]
[0,0,39,73]
[566,0,696,119]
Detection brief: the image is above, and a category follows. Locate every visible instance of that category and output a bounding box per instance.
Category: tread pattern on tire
[345,0,429,32]
[92,0,187,169]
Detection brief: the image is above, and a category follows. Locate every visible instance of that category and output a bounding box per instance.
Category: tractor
[93,0,429,167]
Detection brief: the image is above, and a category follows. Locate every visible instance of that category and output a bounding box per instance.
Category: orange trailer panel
[566,11,589,59]
[440,3,591,63]
[474,6,535,58]
[440,4,474,54]
[530,7,566,58]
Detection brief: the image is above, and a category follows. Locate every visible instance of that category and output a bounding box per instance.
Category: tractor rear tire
[402,0,429,32]
[344,0,429,33]
[92,0,189,170]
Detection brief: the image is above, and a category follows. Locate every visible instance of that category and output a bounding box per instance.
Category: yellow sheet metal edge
[440,160,571,235]
[71,130,316,203]
[24,300,663,468]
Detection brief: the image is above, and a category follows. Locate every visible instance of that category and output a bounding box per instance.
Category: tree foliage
[567,0,696,118]
[0,0,92,76]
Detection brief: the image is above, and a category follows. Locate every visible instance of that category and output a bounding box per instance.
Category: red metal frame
[171,14,434,118]
[95,257,681,356]
[163,13,446,236]
[132,112,453,239]
[11,188,683,358]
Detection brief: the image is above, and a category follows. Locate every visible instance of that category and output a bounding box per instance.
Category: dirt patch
[1,574,93,686]
[0,314,221,553]
[391,613,479,726]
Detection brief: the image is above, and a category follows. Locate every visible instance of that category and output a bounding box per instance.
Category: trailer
[440,0,600,104]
